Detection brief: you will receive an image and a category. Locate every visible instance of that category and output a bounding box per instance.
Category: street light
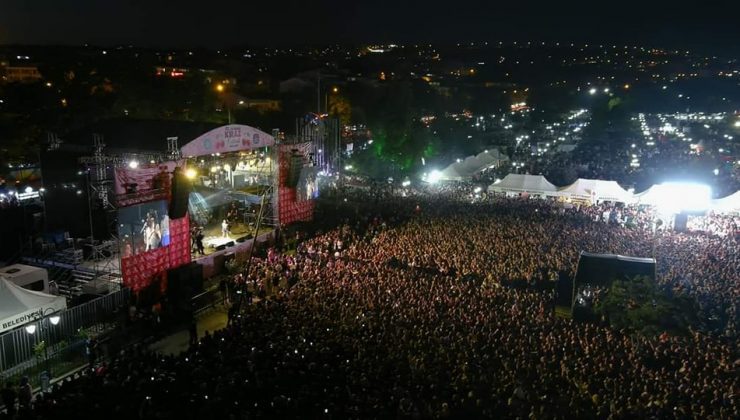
[215,84,231,123]
[25,308,61,378]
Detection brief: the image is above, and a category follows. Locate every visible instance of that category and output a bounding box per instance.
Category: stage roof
[180,124,275,158]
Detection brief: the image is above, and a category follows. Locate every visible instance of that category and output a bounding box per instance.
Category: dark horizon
[1,1,739,55]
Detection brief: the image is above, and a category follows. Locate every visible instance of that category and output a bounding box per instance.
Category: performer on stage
[222,219,230,238]
[160,214,170,246]
[144,216,161,251]
[195,228,205,255]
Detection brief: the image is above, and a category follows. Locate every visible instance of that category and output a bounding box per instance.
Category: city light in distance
[588,88,597,95]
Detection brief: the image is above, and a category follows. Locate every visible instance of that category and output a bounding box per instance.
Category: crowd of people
[2,190,737,419]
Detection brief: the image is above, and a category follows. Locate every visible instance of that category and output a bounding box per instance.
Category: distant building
[237,98,281,113]
[2,65,43,83]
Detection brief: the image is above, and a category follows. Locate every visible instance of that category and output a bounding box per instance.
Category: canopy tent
[710,190,740,213]
[0,277,66,334]
[437,149,508,181]
[488,174,559,197]
[559,178,633,203]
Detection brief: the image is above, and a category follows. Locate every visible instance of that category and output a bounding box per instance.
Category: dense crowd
[2,193,737,419]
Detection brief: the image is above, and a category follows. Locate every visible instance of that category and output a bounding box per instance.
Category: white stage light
[655,182,711,213]
[128,160,139,169]
[427,170,442,184]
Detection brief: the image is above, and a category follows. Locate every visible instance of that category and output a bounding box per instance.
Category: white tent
[438,149,509,181]
[0,277,66,334]
[559,178,633,203]
[488,174,559,197]
[710,191,740,213]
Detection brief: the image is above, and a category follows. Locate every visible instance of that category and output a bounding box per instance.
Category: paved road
[148,307,229,355]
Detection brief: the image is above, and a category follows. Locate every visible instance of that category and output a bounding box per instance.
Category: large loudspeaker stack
[674,213,688,232]
[169,167,190,219]
[287,153,304,187]
[167,262,204,312]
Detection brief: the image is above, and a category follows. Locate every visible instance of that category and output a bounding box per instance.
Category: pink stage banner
[114,161,182,195]
[180,124,275,158]
[278,142,315,225]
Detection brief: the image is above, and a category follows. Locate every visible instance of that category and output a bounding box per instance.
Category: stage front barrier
[192,230,275,279]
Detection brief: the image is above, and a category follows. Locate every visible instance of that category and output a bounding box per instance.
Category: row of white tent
[437,149,509,181]
[487,174,740,213]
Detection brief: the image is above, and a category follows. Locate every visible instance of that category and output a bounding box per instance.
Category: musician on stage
[143,215,161,251]
[222,219,230,238]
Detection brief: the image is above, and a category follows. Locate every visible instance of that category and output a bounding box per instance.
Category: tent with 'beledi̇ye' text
[0,277,66,334]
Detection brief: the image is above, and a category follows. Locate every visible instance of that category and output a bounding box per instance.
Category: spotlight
[654,182,711,213]
[128,160,139,169]
[50,316,60,325]
[25,324,36,334]
[185,168,197,179]
[24,186,33,194]
[427,170,442,184]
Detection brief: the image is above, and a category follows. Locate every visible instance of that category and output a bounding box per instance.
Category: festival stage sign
[180,125,275,158]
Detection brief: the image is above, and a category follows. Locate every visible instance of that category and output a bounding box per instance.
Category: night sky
[1,0,738,52]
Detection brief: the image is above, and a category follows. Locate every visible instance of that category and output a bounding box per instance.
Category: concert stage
[195,221,274,256]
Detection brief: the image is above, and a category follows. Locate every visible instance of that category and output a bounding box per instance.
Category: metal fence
[0,287,131,374]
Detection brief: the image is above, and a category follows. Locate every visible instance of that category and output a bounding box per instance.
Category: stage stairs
[21,257,121,299]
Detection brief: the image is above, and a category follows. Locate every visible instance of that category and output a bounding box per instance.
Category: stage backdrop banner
[114,161,184,208]
[278,142,315,225]
[180,125,275,158]
[121,216,190,292]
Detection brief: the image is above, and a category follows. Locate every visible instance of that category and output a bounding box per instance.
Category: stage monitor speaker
[226,241,235,248]
[215,244,227,251]
[674,213,688,232]
[236,234,252,243]
[169,167,190,219]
